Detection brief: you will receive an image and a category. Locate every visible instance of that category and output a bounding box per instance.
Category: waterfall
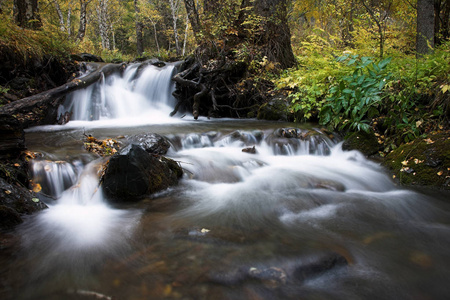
[58,62,181,126]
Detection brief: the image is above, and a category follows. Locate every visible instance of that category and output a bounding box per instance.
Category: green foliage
[276,38,348,122]
[0,14,74,59]
[320,54,392,132]
[0,86,10,94]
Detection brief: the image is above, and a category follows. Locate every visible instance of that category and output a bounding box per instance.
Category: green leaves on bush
[319,54,392,132]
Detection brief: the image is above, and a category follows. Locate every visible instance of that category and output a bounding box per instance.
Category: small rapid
[2,60,449,300]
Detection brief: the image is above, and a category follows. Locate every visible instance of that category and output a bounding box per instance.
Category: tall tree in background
[76,0,93,41]
[134,0,144,56]
[359,0,393,58]
[416,0,435,55]
[14,0,42,29]
[169,0,181,56]
[182,0,295,68]
[97,0,111,49]
[183,0,201,41]
[253,0,296,68]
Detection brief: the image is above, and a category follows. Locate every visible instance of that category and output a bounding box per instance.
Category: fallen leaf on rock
[32,183,42,193]
[410,251,433,268]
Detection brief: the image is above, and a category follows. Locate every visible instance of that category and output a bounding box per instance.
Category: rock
[292,252,348,282]
[242,146,257,154]
[257,95,290,121]
[208,252,348,287]
[79,53,104,62]
[0,205,23,229]
[0,177,47,230]
[382,131,450,189]
[101,144,183,202]
[125,133,171,155]
[0,114,26,159]
[342,131,381,157]
[248,266,287,288]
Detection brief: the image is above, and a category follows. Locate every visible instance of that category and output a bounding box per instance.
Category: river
[1,62,449,300]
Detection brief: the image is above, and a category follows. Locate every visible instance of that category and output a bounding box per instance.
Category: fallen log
[0,63,126,128]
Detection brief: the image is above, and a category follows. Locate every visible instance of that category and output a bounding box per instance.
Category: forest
[0,0,449,186]
[1,2,450,299]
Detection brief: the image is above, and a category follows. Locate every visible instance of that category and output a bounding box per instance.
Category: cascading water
[58,62,181,126]
[2,63,450,300]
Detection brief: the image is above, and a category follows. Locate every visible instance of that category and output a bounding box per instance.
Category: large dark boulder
[102,144,182,202]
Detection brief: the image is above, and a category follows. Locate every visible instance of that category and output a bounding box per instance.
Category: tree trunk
[183,0,201,42]
[53,0,66,32]
[97,0,111,50]
[416,0,435,55]
[253,0,296,68]
[134,0,144,56]
[182,14,189,56]
[13,0,42,29]
[67,4,72,36]
[76,0,91,41]
[169,0,181,56]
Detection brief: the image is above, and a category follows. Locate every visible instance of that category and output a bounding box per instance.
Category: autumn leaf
[423,138,434,144]
[32,183,42,193]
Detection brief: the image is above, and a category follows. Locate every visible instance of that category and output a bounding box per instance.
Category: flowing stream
[1,63,450,300]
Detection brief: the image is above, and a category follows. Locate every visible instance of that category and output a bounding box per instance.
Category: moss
[257,96,290,121]
[342,131,381,157]
[383,132,450,189]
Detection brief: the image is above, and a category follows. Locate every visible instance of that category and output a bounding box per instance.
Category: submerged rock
[208,252,348,287]
[101,144,182,202]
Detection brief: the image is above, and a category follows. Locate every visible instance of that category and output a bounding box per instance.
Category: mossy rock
[382,132,450,189]
[342,131,381,157]
[257,96,290,121]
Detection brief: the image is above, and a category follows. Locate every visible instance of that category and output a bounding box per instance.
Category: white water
[58,62,184,128]
[7,63,450,300]
[25,161,141,251]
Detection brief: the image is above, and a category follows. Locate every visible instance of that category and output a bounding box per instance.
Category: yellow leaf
[5,190,11,195]
[163,284,172,296]
[437,171,443,176]
[32,183,42,193]
[423,138,434,144]
[401,160,409,166]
